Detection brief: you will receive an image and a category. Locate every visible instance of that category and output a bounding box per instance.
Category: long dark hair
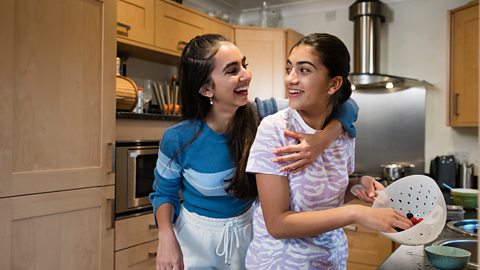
[291,33,352,113]
[177,34,259,199]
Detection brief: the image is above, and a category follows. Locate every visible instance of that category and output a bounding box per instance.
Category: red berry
[410,217,418,224]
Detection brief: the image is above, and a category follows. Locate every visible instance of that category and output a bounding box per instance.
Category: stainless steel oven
[115,140,159,216]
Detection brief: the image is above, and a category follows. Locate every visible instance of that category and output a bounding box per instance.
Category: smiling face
[285,45,341,117]
[285,45,339,114]
[200,41,252,113]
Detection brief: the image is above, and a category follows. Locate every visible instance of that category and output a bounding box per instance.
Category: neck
[297,105,332,130]
[205,105,237,133]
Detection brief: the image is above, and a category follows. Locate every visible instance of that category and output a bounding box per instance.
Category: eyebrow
[223,56,247,72]
[287,60,317,68]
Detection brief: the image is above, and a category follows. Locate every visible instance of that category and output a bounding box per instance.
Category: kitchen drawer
[115,213,158,251]
[155,0,209,55]
[344,223,393,266]
[115,240,158,270]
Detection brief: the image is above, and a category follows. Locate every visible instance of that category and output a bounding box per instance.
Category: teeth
[234,87,248,92]
[289,90,302,94]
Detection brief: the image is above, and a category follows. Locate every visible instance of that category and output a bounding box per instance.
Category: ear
[327,76,343,95]
[198,84,213,98]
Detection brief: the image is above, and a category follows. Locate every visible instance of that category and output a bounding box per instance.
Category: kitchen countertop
[378,208,477,270]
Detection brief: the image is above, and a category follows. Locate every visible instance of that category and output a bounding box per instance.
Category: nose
[239,66,252,82]
[285,69,298,85]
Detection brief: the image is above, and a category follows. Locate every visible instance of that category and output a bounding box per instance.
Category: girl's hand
[156,229,184,270]
[356,205,413,233]
[272,130,328,173]
[352,176,385,203]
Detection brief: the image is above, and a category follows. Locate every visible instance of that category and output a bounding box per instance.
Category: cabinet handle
[107,142,115,174]
[117,22,131,37]
[343,225,357,231]
[177,41,187,51]
[149,224,157,230]
[454,93,460,116]
[148,251,158,258]
[107,198,115,230]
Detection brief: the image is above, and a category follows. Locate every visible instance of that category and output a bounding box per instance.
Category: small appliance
[430,155,458,190]
[115,140,159,217]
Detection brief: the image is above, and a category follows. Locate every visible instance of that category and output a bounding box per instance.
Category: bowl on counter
[450,188,478,209]
[424,245,471,270]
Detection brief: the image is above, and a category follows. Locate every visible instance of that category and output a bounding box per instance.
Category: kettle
[430,155,457,190]
[458,162,474,188]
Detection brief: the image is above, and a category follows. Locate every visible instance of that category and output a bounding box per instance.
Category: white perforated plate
[372,175,447,246]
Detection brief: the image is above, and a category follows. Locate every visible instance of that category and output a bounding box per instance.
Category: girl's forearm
[264,204,361,239]
[155,203,175,233]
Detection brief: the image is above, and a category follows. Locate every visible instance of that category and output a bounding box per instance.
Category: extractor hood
[348,0,429,90]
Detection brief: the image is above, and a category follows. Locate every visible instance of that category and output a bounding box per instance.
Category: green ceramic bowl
[425,245,471,270]
[451,188,478,209]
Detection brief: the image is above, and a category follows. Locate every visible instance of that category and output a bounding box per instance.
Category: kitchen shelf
[116,111,182,121]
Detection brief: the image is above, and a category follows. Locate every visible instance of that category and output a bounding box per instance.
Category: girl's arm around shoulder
[331,98,358,138]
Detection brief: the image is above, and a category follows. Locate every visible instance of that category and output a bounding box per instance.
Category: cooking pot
[381,163,415,181]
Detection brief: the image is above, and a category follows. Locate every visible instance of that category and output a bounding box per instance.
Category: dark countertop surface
[378,204,478,270]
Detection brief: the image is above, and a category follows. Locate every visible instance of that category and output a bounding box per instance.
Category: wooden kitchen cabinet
[115,240,158,270]
[0,0,116,197]
[448,2,478,127]
[234,27,303,99]
[117,0,234,63]
[155,0,210,56]
[117,0,155,46]
[344,223,394,270]
[207,19,234,42]
[0,186,115,270]
[0,0,116,268]
[115,213,158,270]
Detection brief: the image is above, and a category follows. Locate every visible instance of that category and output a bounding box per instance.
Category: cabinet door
[449,3,478,127]
[208,20,234,41]
[117,0,155,45]
[0,0,116,197]
[115,240,158,270]
[155,0,209,56]
[344,224,393,267]
[0,186,115,270]
[235,28,287,100]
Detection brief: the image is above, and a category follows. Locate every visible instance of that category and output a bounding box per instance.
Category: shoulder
[161,119,200,148]
[258,108,289,130]
[164,119,197,137]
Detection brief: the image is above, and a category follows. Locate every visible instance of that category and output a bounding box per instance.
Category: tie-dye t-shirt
[245,108,355,270]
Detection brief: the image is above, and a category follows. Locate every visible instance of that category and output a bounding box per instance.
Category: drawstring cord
[215,221,240,265]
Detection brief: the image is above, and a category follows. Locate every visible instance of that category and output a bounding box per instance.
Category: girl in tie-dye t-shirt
[245,33,413,270]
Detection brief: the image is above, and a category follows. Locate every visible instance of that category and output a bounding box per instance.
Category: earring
[209,97,213,105]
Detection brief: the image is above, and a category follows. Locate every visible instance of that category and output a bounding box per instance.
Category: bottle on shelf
[135,87,144,114]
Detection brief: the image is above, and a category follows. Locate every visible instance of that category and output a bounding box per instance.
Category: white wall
[242,0,478,173]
